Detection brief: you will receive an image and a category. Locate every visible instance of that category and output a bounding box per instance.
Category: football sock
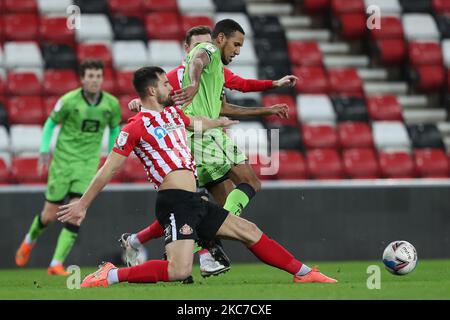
[107,268,119,285]
[26,214,47,244]
[249,234,306,275]
[50,224,79,265]
[223,183,256,216]
[128,234,142,250]
[199,250,214,265]
[117,260,169,283]
[136,220,165,244]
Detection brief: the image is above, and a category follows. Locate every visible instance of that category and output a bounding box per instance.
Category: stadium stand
[0,0,449,184]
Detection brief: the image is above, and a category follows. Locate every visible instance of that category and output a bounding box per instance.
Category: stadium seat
[6,72,41,96]
[112,41,148,70]
[441,39,450,68]
[262,94,298,126]
[147,41,183,67]
[293,67,330,94]
[4,14,38,41]
[297,94,336,124]
[4,42,44,69]
[332,0,365,14]
[143,0,178,11]
[366,95,403,121]
[102,68,117,94]
[288,42,323,67]
[215,13,253,38]
[39,16,76,47]
[399,0,433,12]
[363,0,402,14]
[378,151,416,178]
[119,95,138,123]
[248,154,273,181]
[4,0,37,13]
[42,96,59,119]
[254,38,289,65]
[258,63,292,87]
[227,121,267,155]
[336,13,367,39]
[332,96,368,122]
[342,148,379,179]
[266,124,303,151]
[0,157,9,184]
[306,149,344,179]
[10,125,42,154]
[75,14,114,42]
[233,39,258,66]
[414,148,449,178]
[0,126,10,153]
[37,0,72,15]
[77,43,113,67]
[0,103,8,129]
[373,121,412,152]
[370,16,404,40]
[328,68,363,96]
[213,0,247,12]
[432,0,450,14]
[145,12,182,40]
[43,70,79,96]
[407,123,445,149]
[108,0,144,19]
[181,15,214,33]
[123,155,149,182]
[410,64,446,91]
[374,39,407,65]
[250,16,285,40]
[111,16,147,41]
[402,14,440,41]
[273,150,307,180]
[178,0,216,15]
[408,41,443,66]
[42,43,78,70]
[6,96,44,125]
[11,156,47,184]
[301,124,338,149]
[436,15,450,38]
[337,122,374,148]
[116,71,135,95]
[74,0,108,13]
[303,0,331,12]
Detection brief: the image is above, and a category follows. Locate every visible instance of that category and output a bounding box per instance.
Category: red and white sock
[136,220,165,244]
[108,260,169,284]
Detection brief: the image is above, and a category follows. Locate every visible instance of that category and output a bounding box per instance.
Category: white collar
[140,107,162,116]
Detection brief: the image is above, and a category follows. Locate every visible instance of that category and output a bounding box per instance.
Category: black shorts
[155,189,229,245]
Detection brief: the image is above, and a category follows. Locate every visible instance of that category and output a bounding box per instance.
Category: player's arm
[224,68,298,93]
[108,126,120,151]
[56,151,127,225]
[172,49,211,106]
[219,96,289,119]
[186,116,239,132]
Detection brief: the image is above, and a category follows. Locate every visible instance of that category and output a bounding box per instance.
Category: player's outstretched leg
[47,223,79,276]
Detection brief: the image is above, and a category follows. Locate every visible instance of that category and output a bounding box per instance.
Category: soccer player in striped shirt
[56,66,337,287]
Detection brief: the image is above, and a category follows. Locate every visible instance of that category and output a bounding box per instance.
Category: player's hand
[269,104,289,119]
[128,98,142,112]
[57,201,87,226]
[37,153,50,176]
[172,84,199,106]
[218,117,239,127]
[273,75,298,88]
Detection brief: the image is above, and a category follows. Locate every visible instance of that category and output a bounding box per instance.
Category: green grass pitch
[1,260,449,300]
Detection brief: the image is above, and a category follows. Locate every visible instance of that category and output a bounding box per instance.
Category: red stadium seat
[116,71,135,95]
[39,17,75,47]
[262,94,298,126]
[248,154,274,181]
[375,39,407,65]
[343,148,379,179]
[293,67,329,94]
[99,156,124,183]
[337,122,374,149]
[6,96,44,125]
[145,12,182,40]
[366,95,403,121]
[123,155,150,182]
[77,43,113,67]
[378,152,415,178]
[306,149,343,179]
[303,0,330,12]
[273,150,307,180]
[414,149,449,178]
[144,0,178,12]
[288,42,323,67]
[4,14,39,41]
[119,95,139,123]
[328,68,363,96]
[331,0,364,14]
[301,124,338,149]
[181,15,214,33]
[408,41,443,66]
[370,17,404,40]
[0,16,4,43]
[11,156,47,184]
[4,0,37,13]
[337,13,367,39]
[108,0,144,19]
[102,68,118,95]
[0,78,5,97]
[432,0,450,14]
[43,70,79,96]
[6,72,41,96]
[43,96,59,119]
[412,65,446,91]
[0,158,10,184]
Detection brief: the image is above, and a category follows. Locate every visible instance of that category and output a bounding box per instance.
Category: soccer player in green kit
[15,60,121,275]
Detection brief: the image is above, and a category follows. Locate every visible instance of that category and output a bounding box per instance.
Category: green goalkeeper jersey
[50,88,121,167]
[182,42,225,120]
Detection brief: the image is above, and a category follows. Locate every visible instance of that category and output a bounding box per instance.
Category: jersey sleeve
[174,106,191,127]
[49,98,71,123]
[197,42,219,62]
[112,121,140,157]
[223,67,273,93]
[109,97,122,128]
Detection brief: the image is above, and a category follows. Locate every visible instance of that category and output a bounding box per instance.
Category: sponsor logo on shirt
[154,127,168,139]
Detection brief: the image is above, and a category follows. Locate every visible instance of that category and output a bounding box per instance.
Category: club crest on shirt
[179,224,193,236]
[117,131,129,147]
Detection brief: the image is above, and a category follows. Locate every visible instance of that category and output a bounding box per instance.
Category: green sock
[51,227,78,264]
[27,215,47,243]
[223,189,250,216]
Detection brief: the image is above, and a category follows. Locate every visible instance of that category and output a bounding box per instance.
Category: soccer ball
[382,240,418,275]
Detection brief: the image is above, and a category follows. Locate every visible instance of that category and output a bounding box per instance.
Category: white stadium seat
[442,39,450,68]
[0,46,3,68]
[0,126,10,153]
[112,41,148,70]
[177,0,216,15]
[214,13,253,38]
[37,0,73,15]
[227,121,267,155]
[233,39,258,66]
[0,152,11,167]
[148,41,184,67]
[10,125,43,155]
[75,14,113,42]
[402,14,440,41]
[364,0,402,14]
[296,94,336,125]
[4,42,44,70]
[372,121,411,152]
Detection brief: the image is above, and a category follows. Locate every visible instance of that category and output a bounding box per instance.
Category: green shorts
[188,128,247,188]
[45,160,98,203]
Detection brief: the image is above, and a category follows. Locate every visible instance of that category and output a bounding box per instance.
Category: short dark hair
[133,66,166,99]
[212,19,245,39]
[185,26,212,45]
[79,59,104,77]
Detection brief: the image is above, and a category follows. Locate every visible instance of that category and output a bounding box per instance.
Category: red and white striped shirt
[113,106,196,188]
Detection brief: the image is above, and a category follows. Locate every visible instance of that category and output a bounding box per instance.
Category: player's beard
[157,92,174,107]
